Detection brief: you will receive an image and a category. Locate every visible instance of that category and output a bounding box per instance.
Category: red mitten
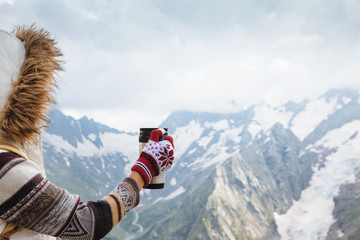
[131,129,175,186]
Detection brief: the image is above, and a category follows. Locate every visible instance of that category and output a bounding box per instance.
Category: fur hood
[0,25,61,240]
[0,25,63,146]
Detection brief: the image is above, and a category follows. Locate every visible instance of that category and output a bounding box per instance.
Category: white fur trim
[0,30,25,111]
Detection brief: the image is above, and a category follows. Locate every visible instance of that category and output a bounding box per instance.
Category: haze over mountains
[43,88,360,240]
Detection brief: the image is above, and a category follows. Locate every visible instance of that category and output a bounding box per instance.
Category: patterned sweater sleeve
[0,152,140,240]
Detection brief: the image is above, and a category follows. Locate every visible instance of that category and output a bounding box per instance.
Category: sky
[0,0,359,132]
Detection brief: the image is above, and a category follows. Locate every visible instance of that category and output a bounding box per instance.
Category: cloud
[0,0,14,5]
[1,0,360,131]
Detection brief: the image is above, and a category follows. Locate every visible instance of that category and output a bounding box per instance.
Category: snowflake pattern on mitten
[143,139,175,172]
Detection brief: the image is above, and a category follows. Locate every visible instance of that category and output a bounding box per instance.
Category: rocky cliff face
[326,171,360,240]
[126,123,316,240]
[202,124,316,240]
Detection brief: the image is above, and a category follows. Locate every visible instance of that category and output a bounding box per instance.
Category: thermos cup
[139,128,168,189]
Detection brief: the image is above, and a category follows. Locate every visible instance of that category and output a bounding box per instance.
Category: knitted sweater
[0,150,140,240]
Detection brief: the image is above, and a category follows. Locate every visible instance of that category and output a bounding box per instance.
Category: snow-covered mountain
[42,88,360,240]
[43,109,139,200]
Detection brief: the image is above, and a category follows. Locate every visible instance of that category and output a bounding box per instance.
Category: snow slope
[274,120,360,239]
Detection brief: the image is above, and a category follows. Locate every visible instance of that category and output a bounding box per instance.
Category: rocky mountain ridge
[42,88,360,239]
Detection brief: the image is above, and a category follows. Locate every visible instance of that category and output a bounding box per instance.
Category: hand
[131,129,175,186]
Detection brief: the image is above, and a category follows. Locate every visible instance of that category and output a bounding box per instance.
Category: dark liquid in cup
[139,128,168,143]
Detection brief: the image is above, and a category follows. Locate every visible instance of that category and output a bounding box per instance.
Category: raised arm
[0,129,174,240]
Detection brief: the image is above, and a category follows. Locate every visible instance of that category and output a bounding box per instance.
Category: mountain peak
[47,108,122,148]
[323,88,359,104]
